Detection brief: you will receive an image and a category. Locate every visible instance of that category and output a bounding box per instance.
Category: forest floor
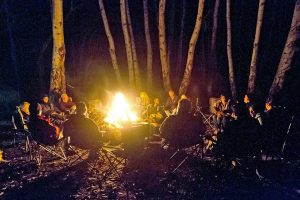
[1,130,300,200]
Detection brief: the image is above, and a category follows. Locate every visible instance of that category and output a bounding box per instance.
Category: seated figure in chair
[28,103,61,146]
[164,90,179,117]
[63,102,102,159]
[159,99,205,148]
[37,94,65,126]
[213,94,233,131]
[12,101,30,130]
[58,93,76,115]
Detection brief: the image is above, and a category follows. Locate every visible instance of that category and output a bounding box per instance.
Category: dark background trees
[0,0,299,107]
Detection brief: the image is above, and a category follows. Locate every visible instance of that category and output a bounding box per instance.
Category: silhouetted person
[63,102,102,158]
[28,102,61,145]
[160,99,205,148]
[214,104,262,158]
[12,101,30,130]
[164,90,179,116]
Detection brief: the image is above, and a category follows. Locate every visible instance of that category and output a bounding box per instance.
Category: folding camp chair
[11,112,31,155]
[163,137,205,173]
[65,136,126,180]
[30,137,67,166]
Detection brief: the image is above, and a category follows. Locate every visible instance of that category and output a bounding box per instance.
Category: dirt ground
[1,131,300,200]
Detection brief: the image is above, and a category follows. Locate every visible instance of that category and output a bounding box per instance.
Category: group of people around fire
[3,88,289,163]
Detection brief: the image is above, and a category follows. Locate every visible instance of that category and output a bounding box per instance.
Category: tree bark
[143,0,153,90]
[98,0,122,84]
[179,0,205,96]
[50,0,66,95]
[208,0,220,96]
[120,0,134,88]
[247,0,266,94]
[226,0,237,101]
[211,0,220,53]
[268,0,300,101]
[158,0,171,91]
[176,0,186,85]
[167,0,175,69]
[126,0,141,89]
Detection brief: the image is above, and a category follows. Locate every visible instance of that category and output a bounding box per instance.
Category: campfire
[104,92,138,128]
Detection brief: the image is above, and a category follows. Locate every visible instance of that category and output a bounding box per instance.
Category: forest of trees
[1,0,299,106]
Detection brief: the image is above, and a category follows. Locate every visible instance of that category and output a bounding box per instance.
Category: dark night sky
[0,0,299,107]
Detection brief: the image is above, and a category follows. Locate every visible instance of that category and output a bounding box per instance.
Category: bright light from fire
[104,92,138,128]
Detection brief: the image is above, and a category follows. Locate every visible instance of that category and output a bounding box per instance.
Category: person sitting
[214,103,262,159]
[249,104,263,125]
[63,102,102,159]
[12,101,30,130]
[244,93,255,109]
[59,93,76,115]
[164,90,179,117]
[139,91,151,120]
[160,99,205,148]
[28,103,61,145]
[213,94,233,131]
[148,97,164,125]
[37,94,65,124]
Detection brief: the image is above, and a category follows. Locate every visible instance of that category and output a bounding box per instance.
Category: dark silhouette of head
[76,102,87,115]
[29,102,41,117]
[177,99,191,115]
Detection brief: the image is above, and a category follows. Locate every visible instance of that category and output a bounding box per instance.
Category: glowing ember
[104,92,138,128]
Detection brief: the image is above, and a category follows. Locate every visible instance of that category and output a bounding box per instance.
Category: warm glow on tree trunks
[120,0,134,88]
[98,0,122,84]
[248,0,266,94]
[179,0,205,96]
[268,0,300,102]
[126,0,141,89]
[226,0,237,101]
[143,0,153,90]
[50,0,66,95]
[159,0,171,91]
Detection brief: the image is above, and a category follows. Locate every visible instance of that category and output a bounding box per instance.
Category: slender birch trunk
[176,0,186,85]
[211,0,220,53]
[4,0,20,100]
[179,0,205,96]
[268,0,300,101]
[120,0,134,88]
[159,0,171,91]
[167,0,175,69]
[208,0,220,95]
[143,0,153,90]
[126,0,141,89]
[50,0,66,95]
[226,0,237,101]
[247,0,266,94]
[98,0,122,84]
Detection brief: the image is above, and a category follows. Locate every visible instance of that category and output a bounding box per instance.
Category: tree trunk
[268,0,300,101]
[211,0,220,53]
[226,0,237,101]
[98,0,122,84]
[4,0,20,100]
[158,0,171,91]
[126,0,141,89]
[208,0,220,96]
[176,0,186,86]
[120,0,134,88]
[179,0,205,96]
[143,0,153,90]
[50,0,66,95]
[167,0,175,69]
[247,0,266,94]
